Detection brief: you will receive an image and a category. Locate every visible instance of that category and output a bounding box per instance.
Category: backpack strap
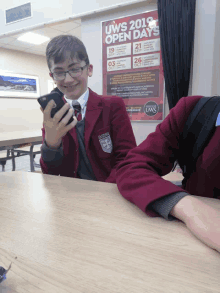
[178,96,220,187]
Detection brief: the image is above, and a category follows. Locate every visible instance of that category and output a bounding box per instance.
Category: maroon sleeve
[116,96,202,216]
[105,97,137,183]
[40,127,61,175]
[40,127,47,173]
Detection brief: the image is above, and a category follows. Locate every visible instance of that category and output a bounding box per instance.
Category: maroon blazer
[40,88,136,183]
[116,95,220,216]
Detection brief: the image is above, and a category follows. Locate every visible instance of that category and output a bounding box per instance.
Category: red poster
[102,10,164,121]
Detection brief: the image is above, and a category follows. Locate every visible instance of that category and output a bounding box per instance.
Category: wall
[0,47,49,132]
[81,0,161,145]
[0,0,146,36]
[191,0,220,96]
[212,0,220,95]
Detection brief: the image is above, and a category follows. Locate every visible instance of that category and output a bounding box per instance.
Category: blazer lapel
[84,88,103,151]
[60,89,102,152]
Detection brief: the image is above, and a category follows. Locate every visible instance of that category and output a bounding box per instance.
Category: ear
[87,64,93,77]
[49,72,56,83]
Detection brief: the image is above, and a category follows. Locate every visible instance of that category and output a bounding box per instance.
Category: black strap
[178,96,220,186]
[182,96,213,140]
[213,187,220,198]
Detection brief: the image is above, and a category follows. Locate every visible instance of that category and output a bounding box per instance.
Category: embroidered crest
[98,132,113,153]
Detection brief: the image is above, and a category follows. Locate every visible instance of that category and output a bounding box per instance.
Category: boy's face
[50,57,93,100]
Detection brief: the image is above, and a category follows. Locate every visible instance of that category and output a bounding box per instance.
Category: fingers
[43,101,77,140]
[60,108,74,126]
[53,103,70,122]
[57,111,77,136]
[59,109,77,128]
[44,100,70,122]
[44,99,57,120]
[66,116,78,131]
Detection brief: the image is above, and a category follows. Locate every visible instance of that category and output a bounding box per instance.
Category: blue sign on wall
[5,3,32,24]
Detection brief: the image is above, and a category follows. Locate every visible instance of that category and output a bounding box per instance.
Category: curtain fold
[157,0,196,109]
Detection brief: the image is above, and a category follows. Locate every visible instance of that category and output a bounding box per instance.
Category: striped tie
[72,101,82,121]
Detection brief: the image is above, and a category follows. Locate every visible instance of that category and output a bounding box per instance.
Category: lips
[63,84,78,89]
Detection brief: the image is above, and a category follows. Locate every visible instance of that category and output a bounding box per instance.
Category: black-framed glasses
[50,64,88,81]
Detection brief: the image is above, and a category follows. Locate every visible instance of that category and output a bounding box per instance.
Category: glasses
[50,64,88,81]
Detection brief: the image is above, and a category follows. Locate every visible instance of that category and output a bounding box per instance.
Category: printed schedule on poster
[107,43,131,58]
[133,53,160,69]
[107,70,159,99]
[107,57,131,72]
[102,10,165,121]
[133,39,160,55]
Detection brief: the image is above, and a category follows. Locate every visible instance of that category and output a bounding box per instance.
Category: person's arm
[150,192,188,220]
[170,196,220,253]
[40,99,77,175]
[116,95,220,252]
[40,131,64,175]
[40,140,64,175]
[116,96,202,215]
[105,97,136,183]
[151,193,220,252]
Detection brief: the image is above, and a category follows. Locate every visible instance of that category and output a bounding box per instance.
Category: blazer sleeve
[105,97,137,183]
[40,127,63,175]
[116,96,202,217]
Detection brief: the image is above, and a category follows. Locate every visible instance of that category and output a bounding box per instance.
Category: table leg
[11,149,16,171]
[30,145,35,172]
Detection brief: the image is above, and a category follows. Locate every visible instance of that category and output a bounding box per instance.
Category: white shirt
[65,88,89,120]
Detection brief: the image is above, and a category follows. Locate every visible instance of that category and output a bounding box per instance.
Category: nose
[64,71,75,82]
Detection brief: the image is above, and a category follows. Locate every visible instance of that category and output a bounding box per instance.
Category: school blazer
[40,88,136,183]
[116,95,220,217]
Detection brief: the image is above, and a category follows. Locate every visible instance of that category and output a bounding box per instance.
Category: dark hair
[46,35,90,69]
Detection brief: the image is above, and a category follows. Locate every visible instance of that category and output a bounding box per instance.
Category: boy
[116,96,220,252]
[40,35,136,183]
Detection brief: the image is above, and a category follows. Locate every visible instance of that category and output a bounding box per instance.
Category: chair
[13,144,42,172]
[0,149,16,171]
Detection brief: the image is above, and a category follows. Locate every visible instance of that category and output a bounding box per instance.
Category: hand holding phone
[38,92,74,125]
[37,92,77,149]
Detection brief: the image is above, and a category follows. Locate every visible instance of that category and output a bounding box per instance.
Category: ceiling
[0,18,81,57]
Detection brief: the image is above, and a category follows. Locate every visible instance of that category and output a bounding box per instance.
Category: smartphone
[37,92,74,125]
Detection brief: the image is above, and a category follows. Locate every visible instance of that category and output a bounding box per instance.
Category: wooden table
[0,130,42,149]
[0,172,219,293]
[0,130,42,171]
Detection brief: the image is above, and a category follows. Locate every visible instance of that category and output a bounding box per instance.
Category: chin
[65,91,80,100]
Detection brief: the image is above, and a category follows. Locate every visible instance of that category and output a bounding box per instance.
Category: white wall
[0,0,146,36]
[0,48,49,132]
[191,0,220,96]
[212,0,220,95]
[81,0,161,145]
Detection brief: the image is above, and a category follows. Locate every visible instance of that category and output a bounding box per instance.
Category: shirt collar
[65,88,89,109]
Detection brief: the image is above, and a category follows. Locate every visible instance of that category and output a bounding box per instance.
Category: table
[0,130,42,149]
[0,172,219,293]
[0,130,42,171]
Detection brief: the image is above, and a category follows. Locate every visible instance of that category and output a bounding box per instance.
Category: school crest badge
[98,132,113,153]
